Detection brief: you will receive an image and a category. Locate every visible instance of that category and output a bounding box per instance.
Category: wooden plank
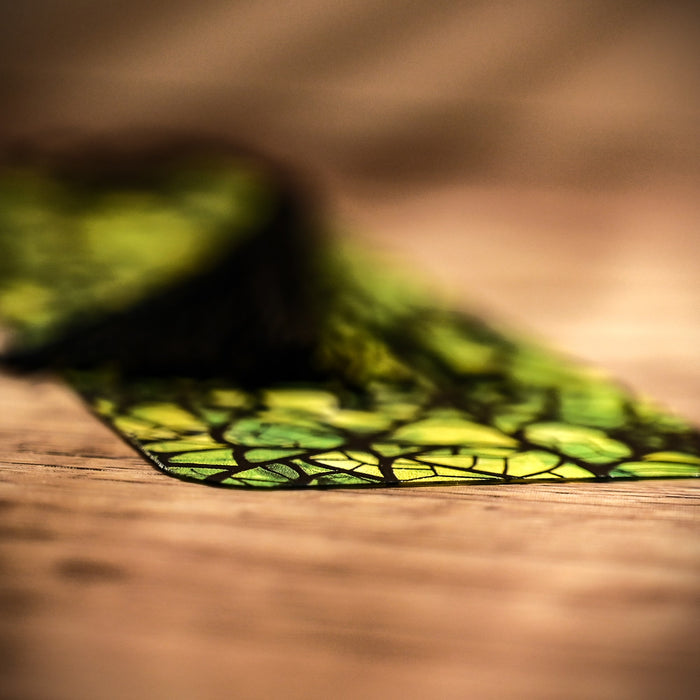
[1,375,698,699]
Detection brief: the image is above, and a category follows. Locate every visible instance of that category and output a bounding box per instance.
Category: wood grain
[0,372,698,700]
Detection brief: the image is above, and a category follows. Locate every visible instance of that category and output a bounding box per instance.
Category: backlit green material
[1,158,698,488]
[0,158,268,344]
[68,315,700,488]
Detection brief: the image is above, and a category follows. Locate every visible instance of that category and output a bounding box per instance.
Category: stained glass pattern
[2,150,698,489]
[69,307,700,489]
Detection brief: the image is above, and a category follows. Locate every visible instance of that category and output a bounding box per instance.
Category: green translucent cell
[414,454,476,468]
[147,436,222,452]
[168,466,230,478]
[229,466,291,484]
[372,443,409,457]
[245,448,307,463]
[224,418,343,450]
[314,472,376,487]
[345,450,380,465]
[170,449,236,465]
[559,384,627,429]
[507,451,560,478]
[291,459,332,476]
[264,463,301,480]
[433,466,481,478]
[473,457,506,475]
[525,422,631,465]
[131,404,206,432]
[353,463,384,478]
[113,416,177,441]
[208,389,249,408]
[643,452,700,465]
[326,409,393,433]
[611,462,700,478]
[313,452,363,470]
[549,464,596,479]
[392,466,439,481]
[392,418,516,447]
[264,389,337,415]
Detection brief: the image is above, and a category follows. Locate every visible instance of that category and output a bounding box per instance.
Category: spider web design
[70,312,700,489]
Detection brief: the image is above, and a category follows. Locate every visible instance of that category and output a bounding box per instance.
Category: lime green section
[264,389,337,415]
[642,452,700,465]
[225,418,343,449]
[245,448,306,463]
[414,454,475,468]
[170,449,236,465]
[611,462,700,478]
[525,423,631,465]
[209,389,249,408]
[327,410,392,433]
[393,418,516,447]
[147,436,222,452]
[550,463,596,479]
[113,416,177,441]
[131,404,205,432]
[423,321,496,374]
[507,451,560,477]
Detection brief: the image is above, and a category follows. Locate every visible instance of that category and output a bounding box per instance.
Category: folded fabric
[1,139,698,488]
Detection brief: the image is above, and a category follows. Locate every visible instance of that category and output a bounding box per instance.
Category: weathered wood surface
[1,184,699,700]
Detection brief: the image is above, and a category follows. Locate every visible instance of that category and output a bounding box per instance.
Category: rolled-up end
[0,135,332,384]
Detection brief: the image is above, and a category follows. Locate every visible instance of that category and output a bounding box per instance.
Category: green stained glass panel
[1,151,698,489]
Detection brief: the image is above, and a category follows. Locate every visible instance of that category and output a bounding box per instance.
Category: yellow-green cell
[414,454,475,468]
[643,452,700,465]
[345,451,380,465]
[549,463,596,479]
[225,417,342,449]
[433,466,481,478]
[326,409,392,433]
[392,466,438,481]
[208,388,250,408]
[612,462,700,478]
[264,388,337,415]
[168,466,228,478]
[229,466,293,484]
[392,417,516,447]
[506,450,560,477]
[169,448,236,465]
[473,457,505,475]
[290,459,331,476]
[353,464,384,478]
[244,448,307,463]
[559,384,626,429]
[525,422,631,464]
[112,415,177,440]
[372,443,407,457]
[147,435,223,452]
[312,451,362,471]
[131,403,206,431]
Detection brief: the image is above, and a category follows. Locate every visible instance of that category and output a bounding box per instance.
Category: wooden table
[1,183,698,700]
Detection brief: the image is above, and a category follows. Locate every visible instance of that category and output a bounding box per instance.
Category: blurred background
[1,0,699,415]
